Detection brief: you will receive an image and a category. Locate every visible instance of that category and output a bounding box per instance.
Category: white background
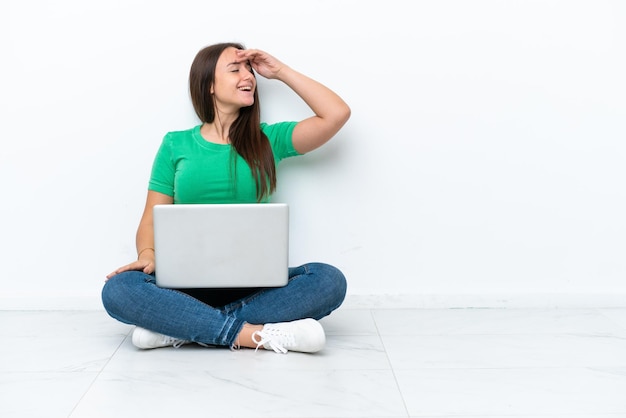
[1,0,624,309]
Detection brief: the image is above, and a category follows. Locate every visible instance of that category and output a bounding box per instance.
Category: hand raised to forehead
[236,49,287,80]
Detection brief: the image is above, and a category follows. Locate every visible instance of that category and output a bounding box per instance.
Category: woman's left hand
[236,49,286,80]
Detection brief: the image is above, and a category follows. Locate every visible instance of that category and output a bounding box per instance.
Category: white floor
[2,307,626,418]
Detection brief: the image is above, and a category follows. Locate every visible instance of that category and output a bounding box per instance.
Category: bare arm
[237,49,351,154]
[106,190,173,279]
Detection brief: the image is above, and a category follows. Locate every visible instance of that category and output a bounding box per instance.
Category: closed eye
[227,61,253,73]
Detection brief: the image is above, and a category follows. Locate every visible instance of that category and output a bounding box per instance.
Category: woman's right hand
[106,257,155,280]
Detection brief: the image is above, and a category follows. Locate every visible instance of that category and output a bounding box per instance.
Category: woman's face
[212,47,256,110]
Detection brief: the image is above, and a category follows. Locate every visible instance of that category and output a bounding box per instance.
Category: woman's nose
[242,67,254,79]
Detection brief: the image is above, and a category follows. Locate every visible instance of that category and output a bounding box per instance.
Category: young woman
[101,42,351,354]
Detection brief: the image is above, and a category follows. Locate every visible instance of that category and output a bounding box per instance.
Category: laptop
[153,203,289,289]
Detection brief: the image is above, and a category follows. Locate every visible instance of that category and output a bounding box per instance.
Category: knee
[308,262,347,305]
[101,271,148,314]
[101,273,124,314]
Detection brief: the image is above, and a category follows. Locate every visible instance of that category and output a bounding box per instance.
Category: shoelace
[161,336,187,348]
[251,329,294,354]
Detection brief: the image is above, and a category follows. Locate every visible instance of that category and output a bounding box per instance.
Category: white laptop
[153,203,289,289]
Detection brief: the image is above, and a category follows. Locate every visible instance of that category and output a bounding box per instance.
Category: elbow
[328,104,350,136]
[343,104,352,124]
[336,103,351,128]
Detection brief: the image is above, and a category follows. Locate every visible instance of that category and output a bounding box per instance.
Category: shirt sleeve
[261,121,301,162]
[148,133,175,196]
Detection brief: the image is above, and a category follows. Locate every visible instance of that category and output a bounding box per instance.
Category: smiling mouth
[238,86,253,92]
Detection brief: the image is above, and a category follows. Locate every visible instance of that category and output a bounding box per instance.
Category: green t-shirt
[148,122,300,203]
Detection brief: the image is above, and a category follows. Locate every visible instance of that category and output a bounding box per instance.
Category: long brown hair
[189,42,276,201]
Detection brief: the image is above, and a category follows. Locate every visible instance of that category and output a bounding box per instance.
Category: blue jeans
[101,262,347,347]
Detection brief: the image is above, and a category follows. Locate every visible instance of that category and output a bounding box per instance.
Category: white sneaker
[131,327,190,349]
[251,318,326,354]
